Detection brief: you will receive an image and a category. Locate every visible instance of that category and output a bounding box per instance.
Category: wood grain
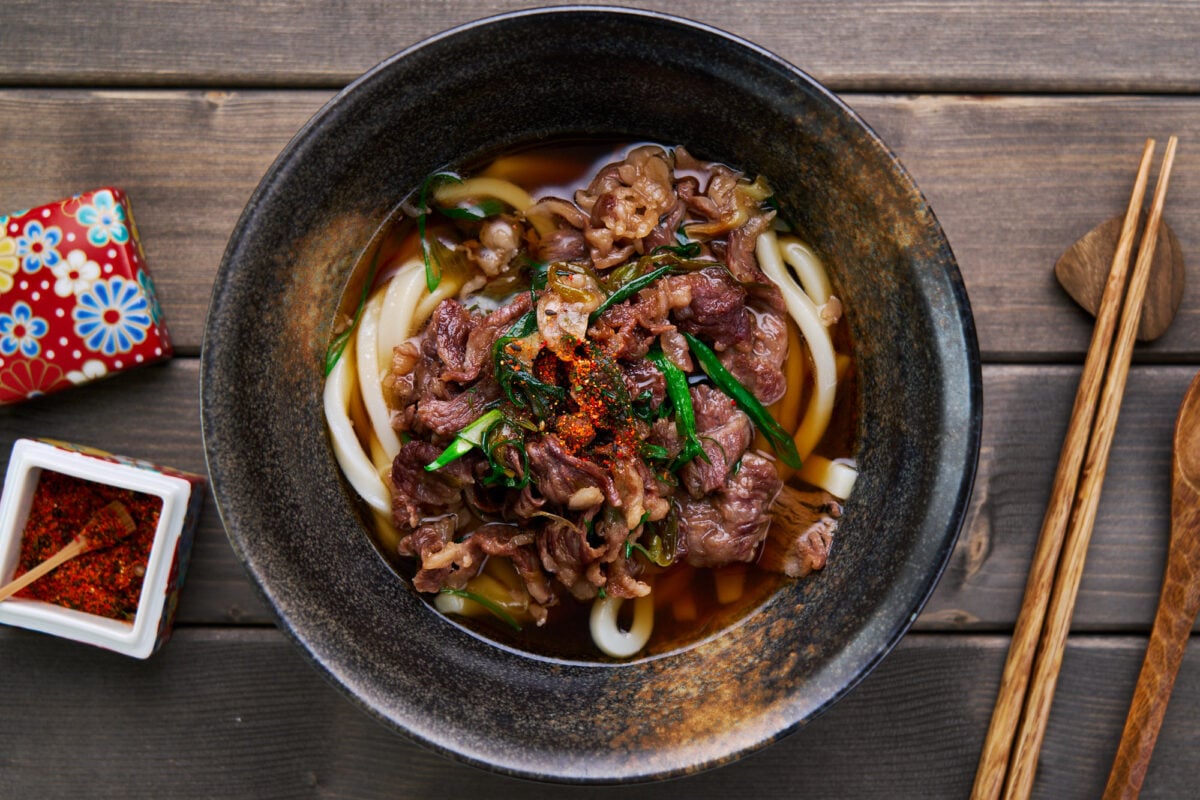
[1103,370,1200,798]
[1003,137,1178,800]
[1055,215,1185,341]
[973,140,1157,800]
[1,1,1199,93]
[1,91,1199,356]
[0,628,1192,799]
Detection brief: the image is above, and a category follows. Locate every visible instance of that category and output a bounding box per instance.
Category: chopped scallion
[425,408,504,471]
[439,587,522,631]
[683,332,802,469]
[645,348,707,469]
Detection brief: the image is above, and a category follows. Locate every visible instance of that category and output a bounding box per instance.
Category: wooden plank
[0,89,330,354]
[1,90,1197,356]
[854,94,1200,361]
[1,1,1199,93]
[921,364,1187,632]
[0,628,1194,798]
[0,361,1192,630]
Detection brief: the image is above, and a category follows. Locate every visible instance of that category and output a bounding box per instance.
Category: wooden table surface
[2,2,1199,797]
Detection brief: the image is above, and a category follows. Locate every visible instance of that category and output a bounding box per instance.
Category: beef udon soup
[324,142,858,660]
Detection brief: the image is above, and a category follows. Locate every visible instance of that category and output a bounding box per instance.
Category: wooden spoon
[0,500,136,602]
[1102,369,1200,798]
[1056,213,1185,341]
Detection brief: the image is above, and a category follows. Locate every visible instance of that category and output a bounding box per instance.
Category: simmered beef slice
[526,435,616,508]
[758,488,842,578]
[716,299,789,405]
[678,384,752,498]
[399,516,480,593]
[438,293,532,384]
[677,452,782,567]
[413,378,500,437]
[430,299,476,380]
[390,440,475,528]
[538,518,606,601]
[668,267,751,351]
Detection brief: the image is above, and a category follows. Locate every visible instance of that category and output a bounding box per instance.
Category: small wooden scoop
[1056,213,1185,341]
[0,500,136,602]
[1103,369,1200,798]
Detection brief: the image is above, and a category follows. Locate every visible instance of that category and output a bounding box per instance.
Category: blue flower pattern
[77,190,130,248]
[16,220,64,273]
[0,301,49,357]
[73,276,151,355]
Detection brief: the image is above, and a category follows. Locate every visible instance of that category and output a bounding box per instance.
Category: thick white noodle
[356,291,402,459]
[756,229,838,460]
[414,272,463,328]
[323,335,392,514]
[779,238,832,305]
[590,593,654,658]
[376,260,424,364]
[433,177,534,212]
[797,454,859,500]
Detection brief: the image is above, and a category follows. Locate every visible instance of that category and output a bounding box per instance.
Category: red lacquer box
[0,188,172,404]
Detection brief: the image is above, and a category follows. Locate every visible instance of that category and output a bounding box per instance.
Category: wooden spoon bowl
[1103,368,1200,798]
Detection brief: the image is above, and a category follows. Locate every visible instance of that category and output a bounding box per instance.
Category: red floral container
[0,188,172,404]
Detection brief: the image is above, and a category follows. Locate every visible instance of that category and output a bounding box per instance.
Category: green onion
[439,587,522,631]
[437,198,506,221]
[324,246,384,376]
[590,262,675,322]
[416,171,461,292]
[590,250,719,322]
[683,332,802,469]
[650,236,702,259]
[480,422,530,489]
[425,408,504,471]
[645,348,707,469]
[491,311,566,417]
[624,510,677,568]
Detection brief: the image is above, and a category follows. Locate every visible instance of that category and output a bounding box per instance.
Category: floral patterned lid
[0,188,172,404]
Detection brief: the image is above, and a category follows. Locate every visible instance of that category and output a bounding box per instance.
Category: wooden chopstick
[970,137,1178,800]
[1000,136,1179,799]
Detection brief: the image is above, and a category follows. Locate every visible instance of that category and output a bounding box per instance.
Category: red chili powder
[14,470,162,621]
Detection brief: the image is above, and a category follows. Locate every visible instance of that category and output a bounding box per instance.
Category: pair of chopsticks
[971,136,1179,800]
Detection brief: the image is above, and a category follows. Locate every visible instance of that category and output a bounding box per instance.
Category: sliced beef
[526,434,617,508]
[716,300,789,405]
[440,292,532,384]
[430,300,476,380]
[535,227,587,263]
[604,553,650,599]
[668,267,750,350]
[398,516,482,593]
[723,211,774,284]
[538,518,606,601]
[390,440,475,528]
[677,453,782,567]
[587,265,690,359]
[413,378,500,437]
[679,384,752,498]
[621,358,666,410]
[758,488,842,577]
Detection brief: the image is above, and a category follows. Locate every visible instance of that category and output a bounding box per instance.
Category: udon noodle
[325,143,857,659]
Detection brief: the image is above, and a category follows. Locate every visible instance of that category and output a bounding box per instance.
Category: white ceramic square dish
[0,438,204,658]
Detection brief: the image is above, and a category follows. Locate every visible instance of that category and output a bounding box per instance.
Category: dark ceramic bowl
[201,6,981,783]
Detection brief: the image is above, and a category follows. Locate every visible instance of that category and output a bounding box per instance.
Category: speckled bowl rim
[202,5,982,783]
